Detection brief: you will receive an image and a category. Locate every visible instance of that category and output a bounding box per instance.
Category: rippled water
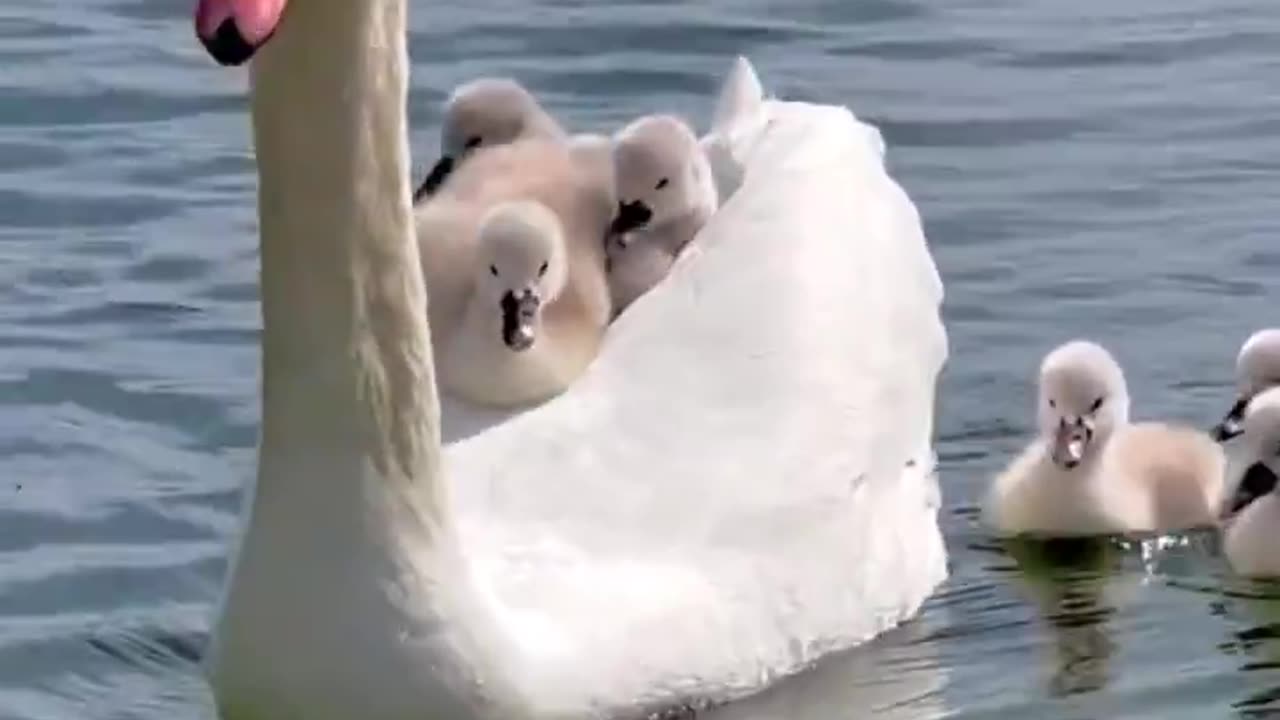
[3,0,1280,717]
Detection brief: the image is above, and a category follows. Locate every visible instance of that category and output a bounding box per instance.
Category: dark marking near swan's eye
[1049,399,1056,409]
[538,261,549,277]
[465,136,482,149]
[1089,396,1105,413]
[489,264,499,277]
[655,177,669,190]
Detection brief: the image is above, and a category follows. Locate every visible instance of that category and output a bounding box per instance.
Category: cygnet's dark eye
[489,264,499,277]
[538,261,549,278]
[465,136,482,149]
[654,177,669,190]
[1089,396,1105,413]
[1048,399,1056,409]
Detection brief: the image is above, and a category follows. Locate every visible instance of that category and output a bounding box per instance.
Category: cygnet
[984,340,1225,537]
[1211,328,1280,442]
[414,77,565,201]
[605,114,718,318]
[416,139,613,408]
[1222,387,1280,577]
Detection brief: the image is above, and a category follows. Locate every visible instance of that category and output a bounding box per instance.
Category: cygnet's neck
[527,107,568,142]
[645,203,714,255]
[442,286,562,408]
[645,157,718,254]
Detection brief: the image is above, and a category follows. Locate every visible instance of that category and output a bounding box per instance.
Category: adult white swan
[194,0,949,718]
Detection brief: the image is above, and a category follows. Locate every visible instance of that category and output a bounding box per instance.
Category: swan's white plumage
[445,57,948,712]
[204,0,948,709]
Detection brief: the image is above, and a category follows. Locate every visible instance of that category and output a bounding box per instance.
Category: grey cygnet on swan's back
[604,113,718,318]
[414,77,566,202]
[414,137,615,408]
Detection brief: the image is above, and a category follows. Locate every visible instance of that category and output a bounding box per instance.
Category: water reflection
[1220,578,1280,718]
[703,615,949,720]
[999,537,1127,698]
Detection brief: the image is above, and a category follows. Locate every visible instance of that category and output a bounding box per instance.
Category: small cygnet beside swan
[605,114,718,317]
[415,77,566,201]
[416,137,613,408]
[984,340,1225,536]
[1222,387,1280,577]
[1212,328,1280,441]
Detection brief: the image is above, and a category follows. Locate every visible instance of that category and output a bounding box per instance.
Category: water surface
[3,0,1280,717]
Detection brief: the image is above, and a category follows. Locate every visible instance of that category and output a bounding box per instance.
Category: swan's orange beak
[195,0,288,66]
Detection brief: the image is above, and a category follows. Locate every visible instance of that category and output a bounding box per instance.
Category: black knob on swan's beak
[199,18,260,66]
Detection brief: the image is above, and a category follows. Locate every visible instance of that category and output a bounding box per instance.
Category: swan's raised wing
[446,56,948,716]
[699,56,767,203]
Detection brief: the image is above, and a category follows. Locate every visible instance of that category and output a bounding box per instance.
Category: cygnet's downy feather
[1211,328,1280,442]
[985,340,1225,536]
[605,114,718,318]
[1223,387,1280,577]
[415,138,614,408]
[415,77,566,201]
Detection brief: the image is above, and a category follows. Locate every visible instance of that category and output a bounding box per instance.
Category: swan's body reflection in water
[693,534,1204,720]
[701,616,948,720]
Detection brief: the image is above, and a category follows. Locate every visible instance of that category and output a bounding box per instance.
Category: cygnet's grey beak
[414,156,455,202]
[1051,418,1094,470]
[1211,397,1249,442]
[500,288,540,352]
[1223,462,1279,519]
[610,200,652,235]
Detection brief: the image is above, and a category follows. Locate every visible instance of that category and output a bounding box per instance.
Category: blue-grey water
[3,0,1280,718]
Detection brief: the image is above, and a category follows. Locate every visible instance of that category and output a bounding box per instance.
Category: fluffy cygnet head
[1036,341,1132,470]
[1223,386,1280,516]
[1213,328,1280,442]
[472,200,567,352]
[415,78,563,201]
[608,114,711,235]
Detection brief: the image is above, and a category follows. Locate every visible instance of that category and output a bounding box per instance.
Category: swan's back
[445,82,949,712]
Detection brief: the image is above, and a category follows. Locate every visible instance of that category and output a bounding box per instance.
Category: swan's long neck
[250,0,442,514]
[208,3,532,715]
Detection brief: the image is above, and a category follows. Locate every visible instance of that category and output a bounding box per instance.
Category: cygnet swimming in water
[1222,387,1280,577]
[414,77,566,201]
[984,340,1225,537]
[605,114,718,318]
[415,138,613,408]
[1211,328,1280,442]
